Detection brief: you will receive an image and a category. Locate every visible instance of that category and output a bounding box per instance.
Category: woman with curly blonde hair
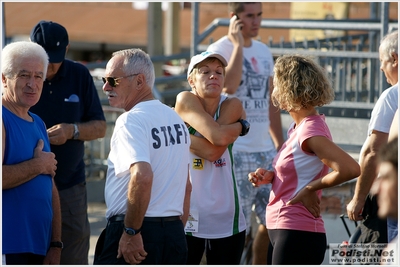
[248,54,360,264]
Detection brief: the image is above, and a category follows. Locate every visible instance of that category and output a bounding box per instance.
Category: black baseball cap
[30,20,69,63]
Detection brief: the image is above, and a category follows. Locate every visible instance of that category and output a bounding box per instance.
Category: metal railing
[84,106,124,178]
[85,2,398,178]
[190,2,397,119]
[86,3,397,117]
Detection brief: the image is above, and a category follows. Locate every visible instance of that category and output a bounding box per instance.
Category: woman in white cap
[174,51,249,264]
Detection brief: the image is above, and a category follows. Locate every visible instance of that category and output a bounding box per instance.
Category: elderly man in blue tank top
[2,41,61,265]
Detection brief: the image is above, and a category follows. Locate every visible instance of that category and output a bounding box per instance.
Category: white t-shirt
[368,83,398,135]
[104,100,191,220]
[208,36,275,153]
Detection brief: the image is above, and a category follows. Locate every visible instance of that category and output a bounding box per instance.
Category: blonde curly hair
[272,54,334,112]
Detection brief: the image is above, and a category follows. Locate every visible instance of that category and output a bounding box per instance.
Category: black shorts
[268,228,327,264]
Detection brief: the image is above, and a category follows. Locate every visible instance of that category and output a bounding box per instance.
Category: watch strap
[50,241,64,249]
[124,226,142,236]
[73,123,80,140]
[238,119,250,136]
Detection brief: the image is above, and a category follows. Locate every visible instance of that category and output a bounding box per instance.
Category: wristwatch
[124,226,141,236]
[72,123,80,140]
[238,119,250,136]
[50,241,64,249]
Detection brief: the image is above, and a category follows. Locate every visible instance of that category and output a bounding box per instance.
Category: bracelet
[50,241,64,249]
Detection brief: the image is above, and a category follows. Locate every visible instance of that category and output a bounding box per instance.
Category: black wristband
[238,119,250,136]
[50,241,64,249]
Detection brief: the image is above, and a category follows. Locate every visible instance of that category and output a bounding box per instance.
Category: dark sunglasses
[102,73,139,87]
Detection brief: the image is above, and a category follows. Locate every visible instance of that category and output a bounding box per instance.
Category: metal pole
[380,2,389,41]
[191,2,199,58]
[165,2,181,55]
[147,2,163,77]
[379,2,390,95]
[368,3,378,103]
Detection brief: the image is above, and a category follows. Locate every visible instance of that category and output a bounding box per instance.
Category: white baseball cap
[187,51,228,78]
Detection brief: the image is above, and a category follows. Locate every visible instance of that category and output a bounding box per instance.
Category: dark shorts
[186,231,246,265]
[5,253,45,265]
[94,215,187,265]
[268,229,327,265]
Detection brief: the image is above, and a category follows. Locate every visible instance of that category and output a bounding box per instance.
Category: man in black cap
[29,20,107,265]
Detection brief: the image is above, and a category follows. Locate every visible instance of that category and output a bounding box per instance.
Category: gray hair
[2,41,49,78]
[111,48,155,88]
[380,30,398,61]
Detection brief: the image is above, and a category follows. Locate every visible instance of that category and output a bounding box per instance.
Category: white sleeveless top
[185,95,246,238]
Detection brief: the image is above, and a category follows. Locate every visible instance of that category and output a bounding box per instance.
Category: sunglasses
[102,73,139,87]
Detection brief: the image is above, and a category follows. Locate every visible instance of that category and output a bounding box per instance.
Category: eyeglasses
[102,73,139,87]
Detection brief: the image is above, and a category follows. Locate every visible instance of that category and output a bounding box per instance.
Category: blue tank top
[2,106,53,256]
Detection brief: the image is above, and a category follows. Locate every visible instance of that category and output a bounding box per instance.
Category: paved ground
[86,200,357,265]
[85,113,368,264]
[88,202,107,265]
[87,201,257,265]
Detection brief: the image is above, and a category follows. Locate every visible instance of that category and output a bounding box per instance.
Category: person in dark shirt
[29,20,107,265]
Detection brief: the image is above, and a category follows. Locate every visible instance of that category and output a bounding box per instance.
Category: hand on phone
[228,15,244,46]
[234,14,242,30]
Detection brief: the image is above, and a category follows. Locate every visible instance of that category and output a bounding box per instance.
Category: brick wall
[197,2,398,47]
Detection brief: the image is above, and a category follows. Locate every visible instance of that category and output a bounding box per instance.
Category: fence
[86,2,397,116]
[190,2,397,118]
[85,2,398,178]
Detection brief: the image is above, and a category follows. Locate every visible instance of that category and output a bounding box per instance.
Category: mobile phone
[235,14,242,30]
